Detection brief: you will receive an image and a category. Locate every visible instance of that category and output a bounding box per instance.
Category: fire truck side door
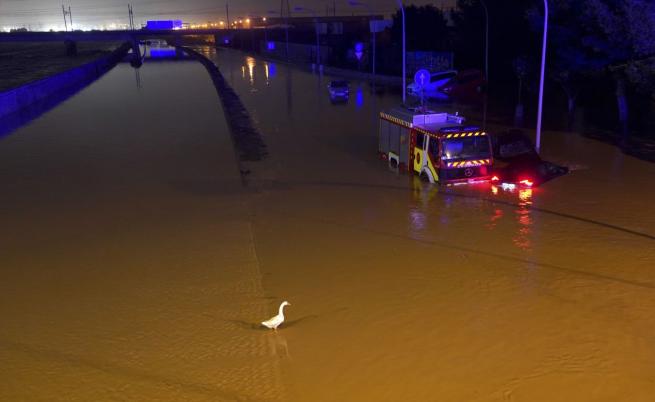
[413,132,427,173]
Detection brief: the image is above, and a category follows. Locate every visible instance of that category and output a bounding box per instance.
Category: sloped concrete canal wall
[0,42,132,119]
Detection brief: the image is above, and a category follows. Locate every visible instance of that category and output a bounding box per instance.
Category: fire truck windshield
[441,137,491,160]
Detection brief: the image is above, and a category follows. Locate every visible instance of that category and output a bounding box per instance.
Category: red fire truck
[378,108,493,184]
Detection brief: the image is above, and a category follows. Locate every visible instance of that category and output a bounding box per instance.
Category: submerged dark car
[327,80,349,100]
[490,130,568,187]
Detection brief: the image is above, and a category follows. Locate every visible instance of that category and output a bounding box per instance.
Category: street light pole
[396,0,406,104]
[294,6,320,67]
[315,16,320,66]
[226,2,230,29]
[268,9,289,60]
[479,0,489,129]
[536,0,548,154]
[480,0,488,83]
[373,20,376,77]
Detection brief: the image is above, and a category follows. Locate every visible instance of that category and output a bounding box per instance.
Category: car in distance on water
[440,69,486,99]
[328,80,350,100]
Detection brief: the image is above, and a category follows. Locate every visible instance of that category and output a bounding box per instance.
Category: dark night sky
[1,0,456,31]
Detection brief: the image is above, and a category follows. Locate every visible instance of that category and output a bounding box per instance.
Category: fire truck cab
[378,108,493,184]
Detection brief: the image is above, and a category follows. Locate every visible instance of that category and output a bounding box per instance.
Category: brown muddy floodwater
[1,46,655,402]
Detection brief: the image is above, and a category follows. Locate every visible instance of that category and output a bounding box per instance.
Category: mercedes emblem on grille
[464,168,474,177]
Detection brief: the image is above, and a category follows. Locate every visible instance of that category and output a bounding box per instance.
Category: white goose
[261,301,291,331]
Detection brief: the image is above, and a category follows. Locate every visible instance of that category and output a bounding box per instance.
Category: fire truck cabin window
[416,133,426,149]
[442,137,491,160]
[428,137,439,159]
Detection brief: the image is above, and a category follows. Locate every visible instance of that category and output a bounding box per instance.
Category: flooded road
[2,46,655,401]
[207,48,655,401]
[1,57,283,401]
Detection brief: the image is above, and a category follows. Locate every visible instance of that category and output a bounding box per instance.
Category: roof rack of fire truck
[380,107,484,137]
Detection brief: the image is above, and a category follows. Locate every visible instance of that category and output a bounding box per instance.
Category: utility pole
[479,0,489,129]
[280,0,290,60]
[62,5,73,31]
[536,0,548,154]
[62,5,68,32]
[226,2,230,28]
[397,0,406,104]
[480,0,488,84]
[128,4,134,30]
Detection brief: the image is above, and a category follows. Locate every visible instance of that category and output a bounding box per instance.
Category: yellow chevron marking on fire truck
[380,113,413,129]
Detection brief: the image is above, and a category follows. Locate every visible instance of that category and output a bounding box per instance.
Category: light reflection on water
[514,188,533,251]
[355,86,364,108]
[487,184,535,251]
[264,63,270,85]
[409,209,427,234]
[246,56,256,85]
[486,208,504,230]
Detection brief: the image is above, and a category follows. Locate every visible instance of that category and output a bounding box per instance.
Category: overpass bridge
[0,28,255,43]
[0,28,266,56]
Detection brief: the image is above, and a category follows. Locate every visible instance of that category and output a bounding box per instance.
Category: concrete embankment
[319,64,402,85]
[0,41,132,120]
[179,46,267,163]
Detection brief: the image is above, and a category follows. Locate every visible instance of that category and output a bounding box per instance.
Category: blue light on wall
[149,48,177,58]
[355,42,364,61]
[268,62,277,77]
[224,38,230,44]
[267,41,276,51]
